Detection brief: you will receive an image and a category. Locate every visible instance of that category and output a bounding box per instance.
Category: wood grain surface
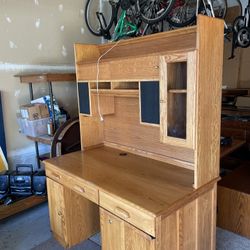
[45,146,194,215]
[100,208,155,250]
[15,73,76,83]
[194,15,224,188]
[218,185,250,238]
[46,178,99,248]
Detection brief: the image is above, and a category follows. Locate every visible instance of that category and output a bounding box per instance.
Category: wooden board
[47,178,100,248]
[194,16,224,188]
[26,135,53,145]
[0,195,47,220]
[100,208,155,250]
[77,56,160,82]
[45,147,194,215]
[75,27,196,64]
[158,184,216,250]
[218,161,250,239]
[15,73,76,83]
[102,96,194,166]
[217,186,250,238]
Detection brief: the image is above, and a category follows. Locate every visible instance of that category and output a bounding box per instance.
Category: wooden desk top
[45,146,195,216]
[220,139,246,158]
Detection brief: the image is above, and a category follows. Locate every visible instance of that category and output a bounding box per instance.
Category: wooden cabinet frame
[160,51,196,149]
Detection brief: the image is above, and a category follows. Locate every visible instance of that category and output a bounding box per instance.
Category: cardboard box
[20,104,49,120]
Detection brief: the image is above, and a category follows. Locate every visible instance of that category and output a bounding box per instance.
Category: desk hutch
[45,15,224,249]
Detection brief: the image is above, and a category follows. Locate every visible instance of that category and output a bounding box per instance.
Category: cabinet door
[160,51,196,149]
[47,177,100,248]
[100,208,155,250]
[46,178,68,244]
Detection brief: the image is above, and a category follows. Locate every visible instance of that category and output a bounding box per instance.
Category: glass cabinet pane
[167,94,186,139]
[167,62,187,90]
[167,61,187,139]
[160,51,196,149]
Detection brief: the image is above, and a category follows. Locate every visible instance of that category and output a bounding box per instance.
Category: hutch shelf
[45,15,224,249]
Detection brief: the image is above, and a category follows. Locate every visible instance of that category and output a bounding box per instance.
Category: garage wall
[0,0,100,169]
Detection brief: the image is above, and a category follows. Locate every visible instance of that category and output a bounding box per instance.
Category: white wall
[0,0,100,169]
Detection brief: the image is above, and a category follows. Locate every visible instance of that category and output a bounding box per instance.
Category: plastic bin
[17,117,49,137]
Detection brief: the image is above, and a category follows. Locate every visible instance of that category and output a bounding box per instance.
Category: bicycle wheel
[136,0,175,24]
[167,0,197,28]
[237,27,250,48]
[85,0,115,36]
[233,16,245,32]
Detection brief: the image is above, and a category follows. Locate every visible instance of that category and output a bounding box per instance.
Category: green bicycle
[85,0,173,41]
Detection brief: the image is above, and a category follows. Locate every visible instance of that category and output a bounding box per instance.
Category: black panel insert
[78,82,90,115]
[140,81,159,125]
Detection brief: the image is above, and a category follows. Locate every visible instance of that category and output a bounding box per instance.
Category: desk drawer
[99,191,155,237]
[46,167,98,204]
[46,167,64,183]
[68,177,98,204]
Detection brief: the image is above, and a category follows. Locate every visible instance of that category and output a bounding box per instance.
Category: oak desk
[45,146,218,249]
[45,15,224,249]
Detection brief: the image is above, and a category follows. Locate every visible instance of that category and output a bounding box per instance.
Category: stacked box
[20,104,49,120]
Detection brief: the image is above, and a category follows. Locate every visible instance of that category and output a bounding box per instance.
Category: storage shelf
[26,135,53,145]
[168,89,187,94]
[91,89,139,97]
[90,82,111,89]
[15,73,76,84]
[0,195,47,220]
[75,26,197,65]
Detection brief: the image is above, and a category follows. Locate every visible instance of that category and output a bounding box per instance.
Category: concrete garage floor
[0,203,100,250]
[1,202,250,250]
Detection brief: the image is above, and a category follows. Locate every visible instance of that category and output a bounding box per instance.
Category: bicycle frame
[112,9,138,41]
[200,0,215,17]
[243,0,250,27]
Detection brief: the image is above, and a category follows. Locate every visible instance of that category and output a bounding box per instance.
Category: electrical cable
[96,40,121,121]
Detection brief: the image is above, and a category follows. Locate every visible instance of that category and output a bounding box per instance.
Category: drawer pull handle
[52,173,61,180]
[114,207,130,219]
[74,185,86,193]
